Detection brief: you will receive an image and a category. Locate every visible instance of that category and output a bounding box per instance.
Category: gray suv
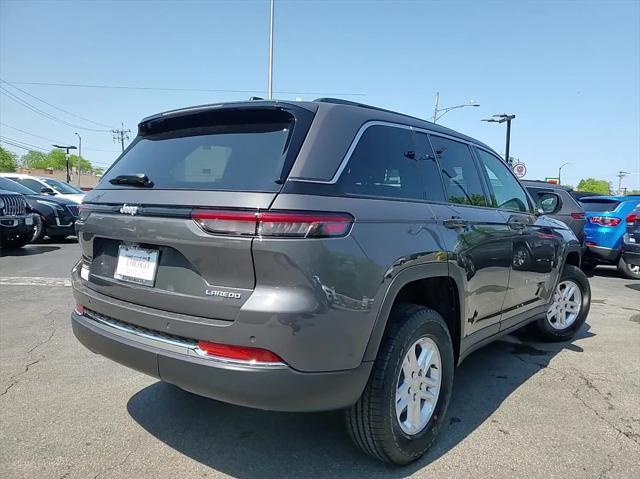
[71,99,590,464]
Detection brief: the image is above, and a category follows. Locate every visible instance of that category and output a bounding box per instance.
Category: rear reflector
[196,340,284,363]
[586,241,598,246]
[589,216,621,226]
[74,303,86,315]
[192,210,354,238]
[571,212,585,220]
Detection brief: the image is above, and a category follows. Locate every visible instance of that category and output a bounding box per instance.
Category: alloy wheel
[395,337,441,435]
[547,280,583,330]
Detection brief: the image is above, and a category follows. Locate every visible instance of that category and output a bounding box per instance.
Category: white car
[0,173,84,203]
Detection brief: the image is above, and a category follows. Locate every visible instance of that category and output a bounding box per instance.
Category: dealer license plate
[114,245,159,287]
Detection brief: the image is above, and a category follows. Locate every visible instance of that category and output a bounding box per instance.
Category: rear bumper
[72,311,371,412]
[586,245,620,264]
[622,242,640,266]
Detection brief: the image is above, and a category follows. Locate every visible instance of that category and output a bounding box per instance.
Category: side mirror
[40,186,55,195]
[537,192,561,215]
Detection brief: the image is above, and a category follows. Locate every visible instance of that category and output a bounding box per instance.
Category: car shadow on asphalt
[0,245,59,257]
[127,325,594,478]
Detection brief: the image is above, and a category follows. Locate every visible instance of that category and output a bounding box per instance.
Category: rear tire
[345,304,454,465]
[617,256,640,280]
[536,264,590,341]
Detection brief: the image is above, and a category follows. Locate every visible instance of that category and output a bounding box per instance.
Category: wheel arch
[363,263,464,365]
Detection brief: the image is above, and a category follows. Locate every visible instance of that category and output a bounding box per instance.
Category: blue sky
[1,0,639,190]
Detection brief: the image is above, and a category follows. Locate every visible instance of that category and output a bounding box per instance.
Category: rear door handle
[444,217,469,229]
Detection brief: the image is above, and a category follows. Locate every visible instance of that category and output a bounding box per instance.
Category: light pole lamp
[432,92,480,123]
[558,162,570,185]
[75,133,82,187]
[482,114,516,166]
[52,144,77,183]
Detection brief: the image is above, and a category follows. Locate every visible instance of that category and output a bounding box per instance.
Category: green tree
[22,150,50,168]
[0,146,18,172]
[21,149,94,173]
[576,178,611,195]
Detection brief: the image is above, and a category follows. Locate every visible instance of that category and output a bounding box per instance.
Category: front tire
[345,304,454,465]
[617,256,640,280]
[536,264,591,341]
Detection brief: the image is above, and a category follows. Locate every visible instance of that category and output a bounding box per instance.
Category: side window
[340,125,425,200]
[429,136,488,206]
[476,149,530,213]
[413,133,446,202]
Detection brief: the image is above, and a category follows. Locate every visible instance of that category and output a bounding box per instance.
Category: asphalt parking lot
[1,240,639,478]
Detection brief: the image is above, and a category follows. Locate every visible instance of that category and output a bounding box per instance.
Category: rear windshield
[101,111,293,192]
[579,199,621,212]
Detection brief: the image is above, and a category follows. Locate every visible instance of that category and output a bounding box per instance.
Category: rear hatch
[77,103,315,321]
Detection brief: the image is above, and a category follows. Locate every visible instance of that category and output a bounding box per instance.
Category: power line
[0,122,120,153]
[0,136,49,152]
[0,79,116,129]
[0,87,111,132]
[4,80,366,97]
[0,122,62,143]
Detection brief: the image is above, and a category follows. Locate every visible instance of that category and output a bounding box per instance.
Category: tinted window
[42,178,82,194]
[429,136,487,206]
[101,112,293,192]
[476,149,530,212]
[13,178,45,193]
[340,125,431,200]
[0,177,35,195]
[579,199,621,212]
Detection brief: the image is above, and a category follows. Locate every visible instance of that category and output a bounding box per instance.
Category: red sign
[512,162,527,178]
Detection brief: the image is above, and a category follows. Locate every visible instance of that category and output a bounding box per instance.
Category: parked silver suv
[71,99,590,464]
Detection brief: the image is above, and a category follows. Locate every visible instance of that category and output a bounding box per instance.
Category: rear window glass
[101,113,293,192]
[579,199,621,212]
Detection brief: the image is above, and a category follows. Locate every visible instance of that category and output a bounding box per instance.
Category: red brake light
[192,210,354,238]
[589,216,621,227]
[571,212,585,220]
[196,340,283,363]
[74,303,86,315]
[627,214,638,225]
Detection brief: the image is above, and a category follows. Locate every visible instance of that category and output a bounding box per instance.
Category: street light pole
[75,132,82,188]
[53,144,77,183]
[558,162,570,185]
[268,0,274,100]
[432,92,440,123]
[432,93,480,123]
[482,114,516,165]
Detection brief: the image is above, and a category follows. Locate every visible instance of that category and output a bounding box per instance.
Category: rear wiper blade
[109,174,154,188]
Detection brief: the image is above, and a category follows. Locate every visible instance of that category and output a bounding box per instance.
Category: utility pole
[268,0,274,100]
[75,132,82,188]
[617,171,630,195]
[482,114,516,166]
[112,123,131,153]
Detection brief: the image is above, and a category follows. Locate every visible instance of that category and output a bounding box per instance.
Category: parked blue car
[580,195,640,279]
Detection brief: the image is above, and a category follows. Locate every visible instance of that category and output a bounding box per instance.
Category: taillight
[627,214,638,226]
[589,216,621,227]
[571,212,585,220]
[192,210,354,238]
[196,340,284,364]
[74,303,85,315]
